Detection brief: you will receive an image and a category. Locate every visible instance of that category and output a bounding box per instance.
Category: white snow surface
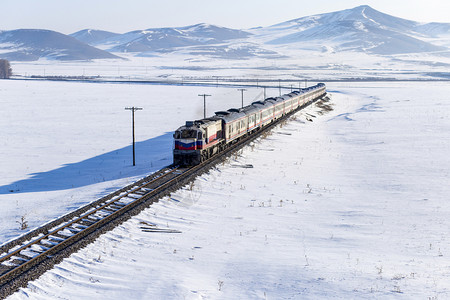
[1,79,449,299]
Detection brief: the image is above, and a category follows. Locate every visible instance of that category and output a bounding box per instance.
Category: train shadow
[0,132,174,195]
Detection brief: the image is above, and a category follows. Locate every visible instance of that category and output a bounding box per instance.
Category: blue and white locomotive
[173,83,326,165]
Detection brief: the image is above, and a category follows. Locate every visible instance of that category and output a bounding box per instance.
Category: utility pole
[198,94,211,118]
[278,79,281,96]
[237,88,246,108]
[213,76,219,87]
[125,107,143,166]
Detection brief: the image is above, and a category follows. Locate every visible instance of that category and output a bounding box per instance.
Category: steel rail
[0,167,182,286]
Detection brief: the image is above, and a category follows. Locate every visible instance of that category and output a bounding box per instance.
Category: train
[173,83,326,166]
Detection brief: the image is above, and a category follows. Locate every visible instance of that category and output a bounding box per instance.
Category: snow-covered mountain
[0,29,121,61]
[88,23,252,53]
[70,29,120,45]
[253,5,450,55]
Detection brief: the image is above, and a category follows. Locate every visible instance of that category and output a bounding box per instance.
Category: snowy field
[10,48,450,82]
[1,79,450,299]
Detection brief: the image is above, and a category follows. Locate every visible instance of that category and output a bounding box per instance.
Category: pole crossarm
[125,107,143,112]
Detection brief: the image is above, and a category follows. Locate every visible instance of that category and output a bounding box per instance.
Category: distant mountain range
[71,24,251,53]
[0,29,120,61]
[1,5,449,61]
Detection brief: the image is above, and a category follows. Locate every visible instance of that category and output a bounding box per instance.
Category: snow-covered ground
[9,47,450,82]
[2,80,450,299]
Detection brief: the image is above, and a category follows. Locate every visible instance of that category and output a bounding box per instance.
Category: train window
[181,130,197,139]
[174,131,181,139]
[198,132,203,139]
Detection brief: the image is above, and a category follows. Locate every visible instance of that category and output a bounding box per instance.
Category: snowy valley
[1,4,450,300]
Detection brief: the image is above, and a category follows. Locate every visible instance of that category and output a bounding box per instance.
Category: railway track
[0,165,194,297]
[0,93,328,298]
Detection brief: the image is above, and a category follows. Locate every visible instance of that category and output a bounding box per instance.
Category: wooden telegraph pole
[125,107,143,166]
[237,88,246,108]
[198,94,211,118]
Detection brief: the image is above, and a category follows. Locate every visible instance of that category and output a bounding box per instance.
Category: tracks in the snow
[0,166,193,298]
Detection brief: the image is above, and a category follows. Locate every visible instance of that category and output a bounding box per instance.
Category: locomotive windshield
[180,129,197,139]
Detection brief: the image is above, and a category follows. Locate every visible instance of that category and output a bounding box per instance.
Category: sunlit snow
[1,78,449,299]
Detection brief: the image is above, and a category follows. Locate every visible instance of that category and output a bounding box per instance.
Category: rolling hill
[0,29,121,61]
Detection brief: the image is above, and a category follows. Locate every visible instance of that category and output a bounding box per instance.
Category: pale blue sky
[3,0,450,34]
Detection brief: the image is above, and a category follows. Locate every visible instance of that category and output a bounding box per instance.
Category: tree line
[0,59,12,79]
